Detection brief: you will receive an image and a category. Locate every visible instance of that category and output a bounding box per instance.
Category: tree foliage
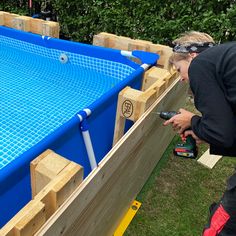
[1,0,236,44]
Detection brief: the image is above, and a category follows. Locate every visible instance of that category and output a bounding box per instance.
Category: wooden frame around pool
[35,78,188,236]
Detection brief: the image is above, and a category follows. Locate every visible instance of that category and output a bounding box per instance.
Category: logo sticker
[122,100,133,118]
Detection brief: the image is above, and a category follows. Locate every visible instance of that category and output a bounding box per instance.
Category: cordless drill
[155,111,198,159]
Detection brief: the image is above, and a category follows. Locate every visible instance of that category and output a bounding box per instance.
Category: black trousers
[203,172,236,236]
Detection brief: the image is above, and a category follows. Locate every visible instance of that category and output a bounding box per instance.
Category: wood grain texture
[197,149,222,169]
[36,79,188,236]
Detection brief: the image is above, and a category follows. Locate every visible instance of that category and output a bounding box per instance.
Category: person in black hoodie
[164,31,236,236]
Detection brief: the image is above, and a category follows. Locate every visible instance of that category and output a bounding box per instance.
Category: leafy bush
[1,0,236,44]
[0,0,28,15]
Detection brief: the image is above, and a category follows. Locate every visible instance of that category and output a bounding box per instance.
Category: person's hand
[163,108,195,134]
[182,130,206,145]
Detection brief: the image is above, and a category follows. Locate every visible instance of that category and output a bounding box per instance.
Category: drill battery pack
[173,136,198,159]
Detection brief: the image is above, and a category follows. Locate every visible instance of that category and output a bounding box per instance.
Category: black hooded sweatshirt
[189,42,236,156]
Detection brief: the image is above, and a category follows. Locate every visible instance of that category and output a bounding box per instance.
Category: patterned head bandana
[173,42,215,53]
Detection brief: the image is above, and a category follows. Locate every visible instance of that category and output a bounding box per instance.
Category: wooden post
[142,66,167,91]
[1,12,19,28]
[93,32,119,48]
[30,149,71,198]
[92,32,173,69]
[42,21,60,38]
[113,86,157,146]
[0,150,84,236]
[0,11,60,37]
[33,161,83,219]
[149,44,173,69]
[128,39,151,51]
[0,12,5,25]
[0,200,46,236]
[113,65,179,146]
[13,16,31,32]
[113,87,142,145]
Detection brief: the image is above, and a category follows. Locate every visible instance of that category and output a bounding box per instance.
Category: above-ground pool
[0,26,158,226]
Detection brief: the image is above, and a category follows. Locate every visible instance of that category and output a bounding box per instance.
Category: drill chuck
[159,111,178,120]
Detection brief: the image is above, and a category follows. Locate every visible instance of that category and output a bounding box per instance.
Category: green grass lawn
[125,100,236,236]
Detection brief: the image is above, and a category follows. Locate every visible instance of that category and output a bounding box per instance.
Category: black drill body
[157,111,198,158]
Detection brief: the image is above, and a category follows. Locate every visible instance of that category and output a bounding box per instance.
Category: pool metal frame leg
[77,109,98,170]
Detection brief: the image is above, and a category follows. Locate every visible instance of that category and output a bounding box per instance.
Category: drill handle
[182,129,197,147]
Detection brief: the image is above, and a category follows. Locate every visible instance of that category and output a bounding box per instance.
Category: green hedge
[1,0,236,44]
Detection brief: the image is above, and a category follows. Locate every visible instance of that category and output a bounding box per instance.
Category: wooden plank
[92,33,173,69]
[30,18,44,35]
[141,66,179,93]
[14,201,46,236]
[112,87,141,145]
[197,149,222,169]
[128,39,151,51]
[128,39,152,63]
[0,11,59,37]
[149,44,173,69]
[0,12,5,25]
[142,67,172,91]
[2,12,19,28]
[93,32,119,48]
[0,200,46,236]
[149,79,166,98]
[113,86,157,146]
[164,71,179,88]
[42,21,60,38]
[92,33,107,47]
[35,78,188,236]
[31,149,71,197]
[13,16,31,32]
[115,36,132,50]
[34,162,84,220]
[0,153,84,235]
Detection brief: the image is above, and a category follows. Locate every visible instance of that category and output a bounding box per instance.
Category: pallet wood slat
[128,39,151,51]
[116,36,133,50]
[30,149,71,197]
[112,86,157,146]
[0,200,46,236]
[142,66,178,91]
[149,43,173,69]
[0,150,83,236]
[0,12,5,25]
[0,11,59,38]
[92,32,172,69]
[197,149,222,169]
[32,152,84,219]
[93,32,119,48]
[13,16,31,32]
[2,12,19,28]
[42,21,60,38]
[29,18,44,35]
[113,65,179,146]
[14,201,46,236]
